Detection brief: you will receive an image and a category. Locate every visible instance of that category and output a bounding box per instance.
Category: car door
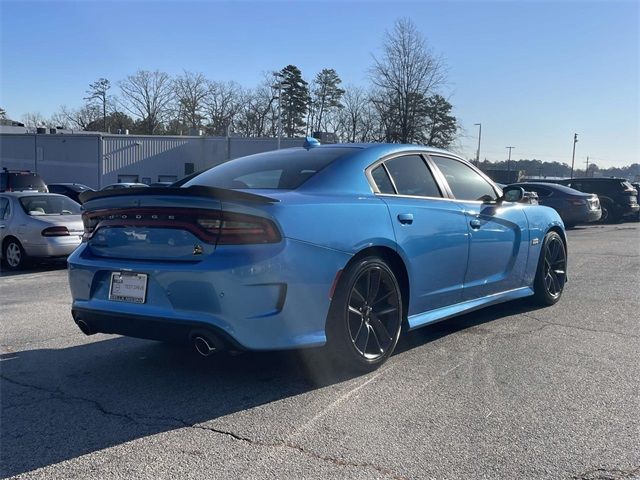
[428,155,529,300]
[0,196,10,252]
[367,153,469,316]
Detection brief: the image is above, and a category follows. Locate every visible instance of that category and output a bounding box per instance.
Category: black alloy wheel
[533,231,567,305]
[327,257,403,372]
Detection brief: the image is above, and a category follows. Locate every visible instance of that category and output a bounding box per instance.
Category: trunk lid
[80,186,279,261]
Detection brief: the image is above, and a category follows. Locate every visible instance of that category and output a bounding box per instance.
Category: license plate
[109,272,148,303]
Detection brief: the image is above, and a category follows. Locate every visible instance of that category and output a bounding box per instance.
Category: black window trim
[365,150,448,200]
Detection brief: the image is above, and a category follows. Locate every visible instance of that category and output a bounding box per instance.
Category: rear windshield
[9,174,46,189]
[184,147,357,190]
[19,195,81,216]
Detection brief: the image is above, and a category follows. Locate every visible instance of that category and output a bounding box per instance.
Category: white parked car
[0,192,84,270]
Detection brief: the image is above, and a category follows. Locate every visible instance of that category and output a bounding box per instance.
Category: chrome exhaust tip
[193,336,216,357]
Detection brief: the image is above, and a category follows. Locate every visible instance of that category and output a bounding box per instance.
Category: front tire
[326,257,403,373]
[3,238,28,271]
[532,231,567,306]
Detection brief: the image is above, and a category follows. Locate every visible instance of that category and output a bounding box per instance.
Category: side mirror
[501,186,525,203]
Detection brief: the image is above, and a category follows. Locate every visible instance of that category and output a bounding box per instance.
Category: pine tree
[279,65,308,137]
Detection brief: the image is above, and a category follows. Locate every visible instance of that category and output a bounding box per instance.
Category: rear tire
[3,238,28,271]
[532,231,567,306]
[325,257,403,373]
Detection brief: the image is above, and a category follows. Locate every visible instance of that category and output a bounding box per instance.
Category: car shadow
[1,298,543,477]
[0,260,67,277]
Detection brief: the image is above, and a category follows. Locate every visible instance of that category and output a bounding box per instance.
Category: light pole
[585,156,589,177]
[272,72,287,150]
[506,146,515,177]
[474,123,482,166]
[570,133,578,179]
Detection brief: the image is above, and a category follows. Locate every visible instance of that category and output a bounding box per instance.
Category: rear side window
[371,166,396,194]
[384,155,441,197]
[0,198,9,219]
[430,155,497,202]
[186,147,357,190]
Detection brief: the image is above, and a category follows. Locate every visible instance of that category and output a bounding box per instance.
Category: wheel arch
[342,245,410,326]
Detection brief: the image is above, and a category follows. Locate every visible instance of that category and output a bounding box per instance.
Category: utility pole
[474,123,482,166]
[570,133,578,179]
[273,72,285,150]
[585,156,589,177]
[506,146,515,176]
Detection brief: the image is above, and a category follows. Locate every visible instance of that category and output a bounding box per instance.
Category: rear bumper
[25,237,82,258]
[68,239,351,350]
[621,204,640,217]
[72,307,244,350]
[561,208,602,225]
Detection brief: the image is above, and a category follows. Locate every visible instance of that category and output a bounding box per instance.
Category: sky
[1,0,638,168]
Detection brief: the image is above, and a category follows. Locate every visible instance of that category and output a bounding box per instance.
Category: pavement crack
[2,374,407,479]
[0,375,181,428]
[521,313,638,339]
[187,422,408,479]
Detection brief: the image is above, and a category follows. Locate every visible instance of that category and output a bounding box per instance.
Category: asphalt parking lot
[1,224,639,480]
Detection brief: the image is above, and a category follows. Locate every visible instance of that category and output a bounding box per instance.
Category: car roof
[562,177,627,182]
[0,191,67,198]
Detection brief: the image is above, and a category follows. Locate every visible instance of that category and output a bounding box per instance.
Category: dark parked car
[0,169,48,193]
[632,183,640,221]
[496,183,539,204]
[555,178,639,223]
[510,182,601,227]
[47,183,94,204]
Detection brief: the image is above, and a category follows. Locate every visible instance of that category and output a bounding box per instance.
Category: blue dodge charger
[68,141,567,372]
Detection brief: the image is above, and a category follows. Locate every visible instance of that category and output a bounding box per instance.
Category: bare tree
[0,107,6,119]
[204,80,244,135]
[235,75,278,137]
[85,78,111,132]
[51,105,101,130]
[21,112,47,128]
[174,71,208,130]
[119,70,174,134]
[337,85,368,143]
[370,18,447,143]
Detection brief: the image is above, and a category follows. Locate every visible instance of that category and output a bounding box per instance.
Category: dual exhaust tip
[74,317,223,357]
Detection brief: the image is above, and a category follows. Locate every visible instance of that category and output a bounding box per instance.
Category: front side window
[384,155,441,197]
[525,185,552,197]
[430,156,498,202]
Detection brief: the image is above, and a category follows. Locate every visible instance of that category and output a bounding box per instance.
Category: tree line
[479,158,640,181]
[10,19,458,148]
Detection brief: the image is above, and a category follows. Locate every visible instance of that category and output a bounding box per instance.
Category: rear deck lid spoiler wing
[79,186,279,205]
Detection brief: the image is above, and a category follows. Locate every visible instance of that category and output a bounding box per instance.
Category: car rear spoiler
[79,186,279,205]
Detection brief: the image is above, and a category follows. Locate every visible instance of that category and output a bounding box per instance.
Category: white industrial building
[0,126,305,189]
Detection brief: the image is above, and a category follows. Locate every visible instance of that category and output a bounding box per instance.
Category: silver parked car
[0,192,84,270]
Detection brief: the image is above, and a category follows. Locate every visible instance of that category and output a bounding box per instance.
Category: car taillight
[42,226,70,237]
[198,212,281,245]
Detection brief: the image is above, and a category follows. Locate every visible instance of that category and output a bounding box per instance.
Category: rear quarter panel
[521,205,566,286]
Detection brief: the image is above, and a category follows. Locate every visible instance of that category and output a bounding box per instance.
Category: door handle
[397,213,414,225]
[469,218,481,229]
